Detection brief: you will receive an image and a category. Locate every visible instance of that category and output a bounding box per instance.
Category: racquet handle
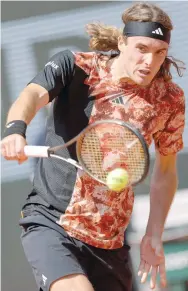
[24,145,50,157]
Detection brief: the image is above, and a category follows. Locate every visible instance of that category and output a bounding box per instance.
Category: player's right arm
[0,83,49,164]
[7,83,49,124]
[1,50,75,164]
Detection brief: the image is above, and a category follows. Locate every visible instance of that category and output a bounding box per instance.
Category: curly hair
[86,2,185,81]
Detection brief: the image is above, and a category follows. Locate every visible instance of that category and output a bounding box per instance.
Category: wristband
[4,120,27,138]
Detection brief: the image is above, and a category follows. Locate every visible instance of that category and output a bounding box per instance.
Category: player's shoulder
[153,77,185,105]
[72,51,113,74]
[165,80,185,105]
[73,51,97,74]
[46,49,75,69]
[47,50,95,65]
[73,51,96,59]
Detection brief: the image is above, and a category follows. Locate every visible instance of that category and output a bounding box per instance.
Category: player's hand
[0,134,28,164]
[138,234,167,290]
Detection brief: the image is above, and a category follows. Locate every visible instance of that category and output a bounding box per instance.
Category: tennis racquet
[24,119,150,187]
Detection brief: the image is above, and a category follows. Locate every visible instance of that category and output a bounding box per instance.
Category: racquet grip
[24,145,50,157]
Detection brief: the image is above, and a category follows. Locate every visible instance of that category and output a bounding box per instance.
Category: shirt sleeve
[28,50,75,102]
[153,87,185,156]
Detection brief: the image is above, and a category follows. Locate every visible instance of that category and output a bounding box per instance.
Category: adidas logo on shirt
[111,96,124,105]
[152,27,163,36]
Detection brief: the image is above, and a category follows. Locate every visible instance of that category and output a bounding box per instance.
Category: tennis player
[0,3,185,291]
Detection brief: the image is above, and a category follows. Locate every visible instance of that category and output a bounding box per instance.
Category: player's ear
[117,35,127,52]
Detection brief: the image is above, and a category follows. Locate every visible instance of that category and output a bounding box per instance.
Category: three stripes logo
[111,96,124,105]
[152,27,163,36]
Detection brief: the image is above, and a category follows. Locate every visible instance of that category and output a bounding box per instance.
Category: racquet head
[76,119,150,187]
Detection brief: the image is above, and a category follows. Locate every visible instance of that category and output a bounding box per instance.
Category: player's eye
[137,47,147,53]
[157,50,166,56]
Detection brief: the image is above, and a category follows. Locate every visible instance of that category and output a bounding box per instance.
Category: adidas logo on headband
[123,22,170,44]
[152,27,163,36]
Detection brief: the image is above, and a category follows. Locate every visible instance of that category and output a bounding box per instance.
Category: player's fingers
[150,266,158,289]
[15,136,28,163]
[1,135,27,162]
[159,263,167,287]
[3,140,16,160]
[138,260,145,276]
[9,138,17,158]
[141,262,151,283]
[15,138,26,159]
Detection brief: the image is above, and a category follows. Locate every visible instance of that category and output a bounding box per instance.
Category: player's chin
[133,76,153,86]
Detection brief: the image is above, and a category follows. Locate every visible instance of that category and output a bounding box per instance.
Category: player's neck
[109,56,135,85]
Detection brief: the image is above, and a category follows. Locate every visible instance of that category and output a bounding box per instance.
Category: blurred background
[1,1,188,291]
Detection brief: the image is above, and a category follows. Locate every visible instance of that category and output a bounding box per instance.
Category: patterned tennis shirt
[25,50,185,249]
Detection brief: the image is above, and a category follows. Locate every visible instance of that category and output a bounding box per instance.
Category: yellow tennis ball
[106,168,129,192]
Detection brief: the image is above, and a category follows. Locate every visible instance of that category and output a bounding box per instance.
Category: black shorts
[19,205,132,291]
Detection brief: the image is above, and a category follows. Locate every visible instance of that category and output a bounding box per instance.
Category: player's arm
[145,150,178,238]
[146,86,185,237]
[1,50,74,163]
[138,87,185,289]
[138,151,178,289]
[0,84,49,164]
[6,83,49,125]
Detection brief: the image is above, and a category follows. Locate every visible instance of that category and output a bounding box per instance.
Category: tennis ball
[106,168,129,192]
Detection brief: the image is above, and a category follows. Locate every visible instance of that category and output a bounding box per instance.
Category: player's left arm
[145,150,178,238]
[146,85,185,236]
[138,85,185,289]
[138,151,179,289]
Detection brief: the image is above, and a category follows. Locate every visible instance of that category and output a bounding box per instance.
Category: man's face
[118,36,169,86]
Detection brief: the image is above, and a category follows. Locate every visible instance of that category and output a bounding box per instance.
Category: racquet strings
[77,123,146,184]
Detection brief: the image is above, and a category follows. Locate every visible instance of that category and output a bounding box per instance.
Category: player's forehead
[127,36,169,50]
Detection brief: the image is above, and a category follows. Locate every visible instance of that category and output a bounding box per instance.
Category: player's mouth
[137,69,151,77]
